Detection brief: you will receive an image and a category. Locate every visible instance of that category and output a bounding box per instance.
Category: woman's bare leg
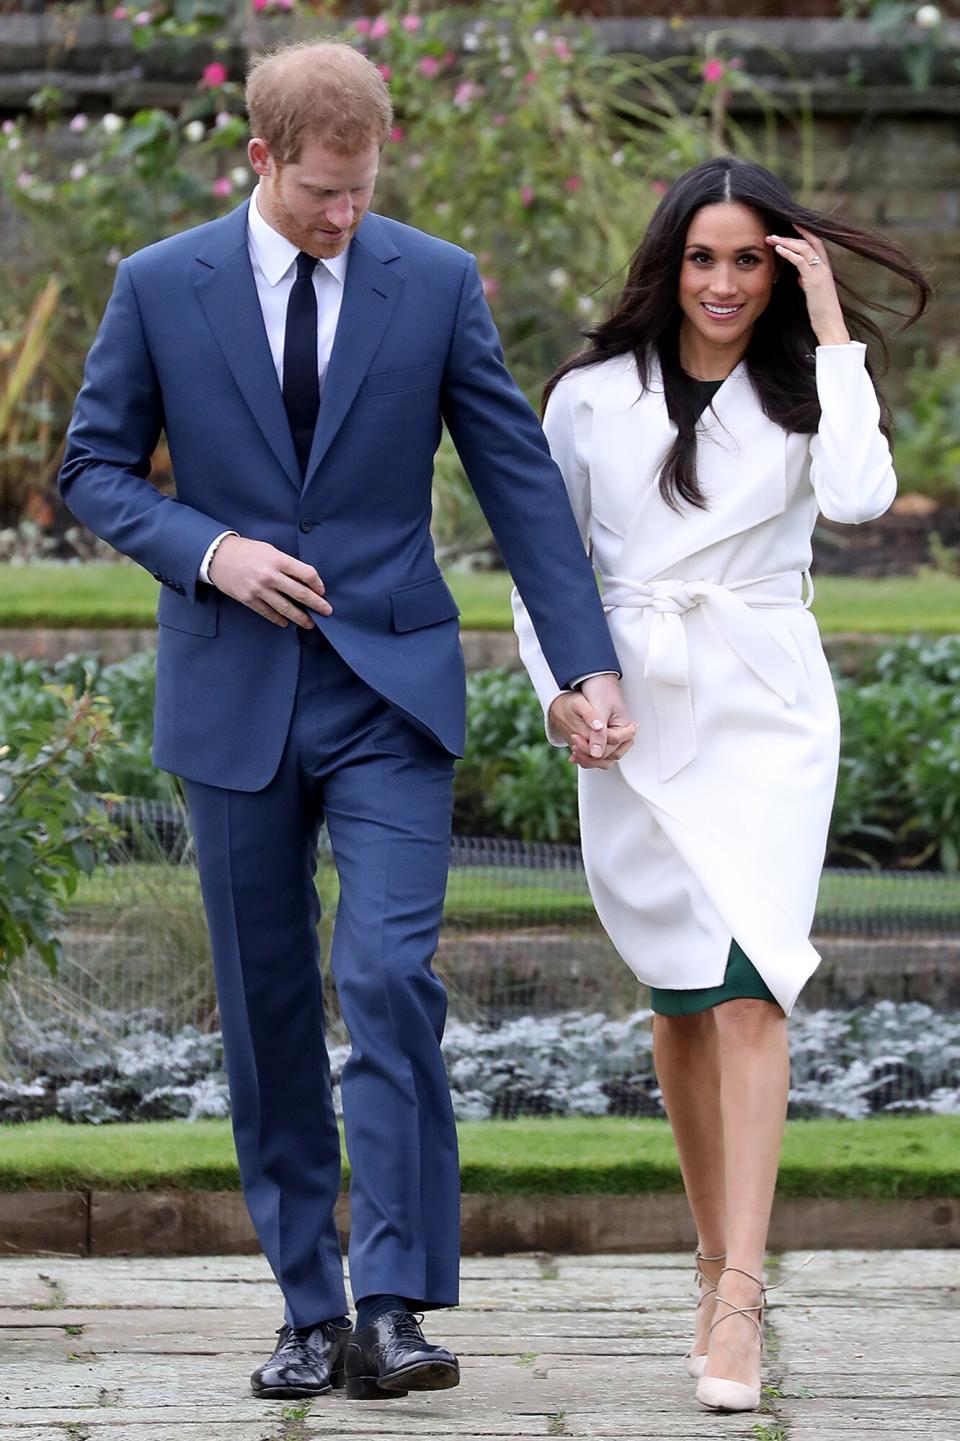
[704,997,790,1389]
[652,1009,726,1357]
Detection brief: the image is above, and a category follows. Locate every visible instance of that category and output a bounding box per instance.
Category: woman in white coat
[513,156,929,1413]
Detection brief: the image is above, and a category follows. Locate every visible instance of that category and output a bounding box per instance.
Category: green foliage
[458,669,578,841]
[832,636,960,868]
[0,652,175,801]
[893,350,960,505]
[0,687,120,981]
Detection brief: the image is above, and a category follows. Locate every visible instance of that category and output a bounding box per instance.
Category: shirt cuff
[199,531,238,584]
[569,670,621,689]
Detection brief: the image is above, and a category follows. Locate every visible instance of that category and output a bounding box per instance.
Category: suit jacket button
[299,518,314,533]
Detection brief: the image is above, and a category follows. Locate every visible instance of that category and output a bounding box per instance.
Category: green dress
[647,377,778,1017]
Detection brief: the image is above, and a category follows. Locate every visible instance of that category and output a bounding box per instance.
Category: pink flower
[492,112,507,126]
[370,16,390,39]
[564,175,583,192]
[418,55,440,78]
[442,51,456,67]
[652,179,668,196]
[1,120,15,135]
[201,61,229,88]
[69,113,89,133]
[401,14,422,31]
[252,0,267,10]
[729,57,744,70]
[377,63,392,81]
[553,38,572,61]
[106,245,122,266]
[212,176,233,197]
[112,4,128,17]
[702,58,726,83]
[134,9,152,23]
[389,125,405,143]
[273,0,293,9]
[454,80,480,107]
[481,275,500,301]
[520,185,534,208]
[354,16,371,32]
[523,71,537,87]
[16,170,33,189]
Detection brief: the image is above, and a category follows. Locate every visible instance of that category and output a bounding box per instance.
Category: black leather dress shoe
[344,1310,460,1400]
[250,1319,353,1399]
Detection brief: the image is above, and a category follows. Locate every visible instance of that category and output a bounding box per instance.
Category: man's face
[249,135,380,259]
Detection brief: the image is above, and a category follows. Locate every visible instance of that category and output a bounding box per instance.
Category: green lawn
[2,563,959,634]
[0,1116,956,1198]
[68,861,960,930]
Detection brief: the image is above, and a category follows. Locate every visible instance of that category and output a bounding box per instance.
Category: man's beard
[267,188,365,259]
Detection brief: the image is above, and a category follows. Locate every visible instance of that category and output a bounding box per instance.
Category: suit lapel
[193,202,302,491]
[302,217,403,491]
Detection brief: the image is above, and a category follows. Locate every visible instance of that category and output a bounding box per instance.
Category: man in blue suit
[60,40,628,1401]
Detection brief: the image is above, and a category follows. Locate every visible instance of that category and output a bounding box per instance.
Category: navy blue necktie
[283,251,320,478]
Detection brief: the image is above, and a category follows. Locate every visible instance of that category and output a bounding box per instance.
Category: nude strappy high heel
[682,1249,725,1379]
[695,1265,765,1411]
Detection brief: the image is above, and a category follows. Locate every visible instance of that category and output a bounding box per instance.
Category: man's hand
[208,536,332,629]
[548,675,637,770]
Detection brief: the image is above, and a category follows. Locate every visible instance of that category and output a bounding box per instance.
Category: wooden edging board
[1,1190,957,1258]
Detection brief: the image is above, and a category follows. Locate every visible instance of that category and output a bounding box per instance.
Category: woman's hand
[548,690,637,771]
[765,226,850,347]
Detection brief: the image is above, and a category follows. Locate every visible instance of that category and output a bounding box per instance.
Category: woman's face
[677,202,777,357]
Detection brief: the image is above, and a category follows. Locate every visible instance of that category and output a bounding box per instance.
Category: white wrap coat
[512,343,896,1015]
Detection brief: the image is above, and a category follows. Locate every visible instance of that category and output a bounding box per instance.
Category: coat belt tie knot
[600,572,810,781]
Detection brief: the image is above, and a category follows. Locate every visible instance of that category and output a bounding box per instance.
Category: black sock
[355,1292,410,1331]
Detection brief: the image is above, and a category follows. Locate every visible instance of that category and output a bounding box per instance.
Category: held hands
[765,226,850,348]
[208,536,332,628]
[548,674,637,771]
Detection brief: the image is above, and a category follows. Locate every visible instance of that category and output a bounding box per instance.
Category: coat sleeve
[808,342,897,524]
[58,260,228,602]
[510,374,594,744]
[440,257,619,691]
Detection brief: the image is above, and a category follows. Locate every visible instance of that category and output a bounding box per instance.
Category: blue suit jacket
[59,201,620,791]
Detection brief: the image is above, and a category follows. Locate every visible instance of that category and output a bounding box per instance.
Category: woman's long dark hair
[544,156,931,512]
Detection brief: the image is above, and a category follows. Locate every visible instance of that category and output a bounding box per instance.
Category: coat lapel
[616,357,788,581]
[193,201,302,491]
[301,214,403,492]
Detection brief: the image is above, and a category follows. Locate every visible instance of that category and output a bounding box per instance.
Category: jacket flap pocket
[390,575,460,633]
[157,586,219,637]
[365,363,438,397]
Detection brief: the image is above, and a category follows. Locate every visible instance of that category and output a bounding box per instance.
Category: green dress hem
[649,938,779,1016]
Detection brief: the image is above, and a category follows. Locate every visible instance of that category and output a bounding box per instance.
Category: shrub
[0,687,120,980]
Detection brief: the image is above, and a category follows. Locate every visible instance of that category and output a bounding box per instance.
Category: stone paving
[1,1250,958,1440]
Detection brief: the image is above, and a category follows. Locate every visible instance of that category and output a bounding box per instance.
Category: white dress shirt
[199,185,349,581]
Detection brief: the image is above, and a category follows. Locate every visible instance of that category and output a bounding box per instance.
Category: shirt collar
[247,184,350,287]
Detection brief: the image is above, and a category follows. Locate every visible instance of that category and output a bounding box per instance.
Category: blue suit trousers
[184,629,458,1325]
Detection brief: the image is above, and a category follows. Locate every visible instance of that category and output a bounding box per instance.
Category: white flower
[461,224,476,240]
[463,32,479,51]
[106,245,122,266]
[577,297,596,317]
[69,113,89,134]
[533,29,548,42]
[70,161,88,181]
[548,267,569,290]
[915,4,942,26]
[215,111,232,129]
[101,113,124,134]
[611,149,625,167]
[184,120,205,143]
[7,135,21,151]
[229,165,248,187]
